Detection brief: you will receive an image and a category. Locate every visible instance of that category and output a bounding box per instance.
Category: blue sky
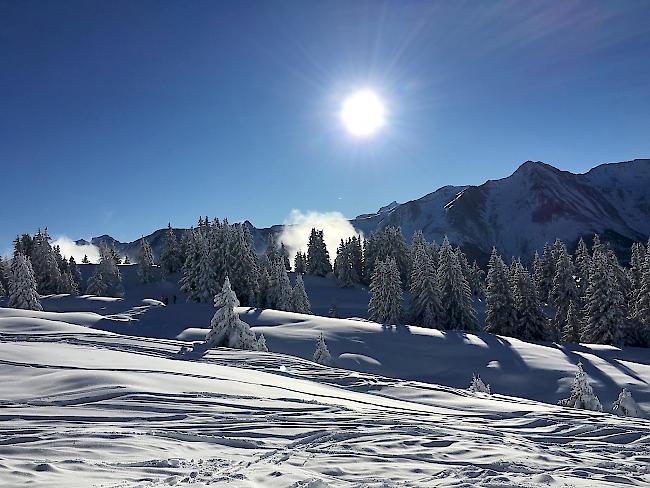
[1,0,649,250]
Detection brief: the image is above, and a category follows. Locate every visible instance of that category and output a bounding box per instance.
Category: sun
[340,90,386,137]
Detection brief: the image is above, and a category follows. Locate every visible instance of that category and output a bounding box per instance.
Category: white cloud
[278,210,362,263]
[51,236,101,263]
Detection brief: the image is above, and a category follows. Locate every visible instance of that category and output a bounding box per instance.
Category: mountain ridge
[84,158,650,264]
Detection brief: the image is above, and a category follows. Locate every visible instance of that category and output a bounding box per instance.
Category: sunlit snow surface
[1,306,650,487]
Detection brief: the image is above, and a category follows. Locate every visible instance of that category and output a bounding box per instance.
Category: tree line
[4,221,650,348]
[358,228,650,347]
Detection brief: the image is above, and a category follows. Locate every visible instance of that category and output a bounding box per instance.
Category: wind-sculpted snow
[1,309,650,486]
[23,292,650,412]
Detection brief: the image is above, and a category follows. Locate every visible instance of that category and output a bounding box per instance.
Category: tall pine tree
[306,229,332,276]
[550,244,578,339]
[368,258,402,324]
[485,248,516,336]
[512,261,547,341]
[408,246,443,329]
[291,274,312,314]
[9,253,42,311]
[582,251,624,345]
[437,237,477,331]
[160,224,183,276]
[137,236,157,284]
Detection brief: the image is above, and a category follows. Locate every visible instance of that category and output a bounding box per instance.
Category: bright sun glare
[340,90,386,137]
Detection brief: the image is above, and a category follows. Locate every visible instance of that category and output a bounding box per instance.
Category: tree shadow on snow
[555,343,648,387]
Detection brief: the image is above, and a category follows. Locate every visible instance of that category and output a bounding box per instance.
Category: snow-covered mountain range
[80,158,650,263]
[352,158,650,261]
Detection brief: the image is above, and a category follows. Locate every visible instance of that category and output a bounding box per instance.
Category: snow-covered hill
[80,159,650,264]
[16,264,645,413]
[2,307,650,487]
[30,291,650,414]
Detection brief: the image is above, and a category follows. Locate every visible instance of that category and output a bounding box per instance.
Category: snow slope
[2,308,650,487]
[25,284,650,414]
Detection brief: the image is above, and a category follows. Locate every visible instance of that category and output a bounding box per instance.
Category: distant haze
[52,236,100,263]
[279,210,362,263]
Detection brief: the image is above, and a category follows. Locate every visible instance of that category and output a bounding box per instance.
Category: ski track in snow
[1,312,650,487]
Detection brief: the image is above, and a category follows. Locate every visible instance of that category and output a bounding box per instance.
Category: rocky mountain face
[81,159,650,264]
[352,159,650,262]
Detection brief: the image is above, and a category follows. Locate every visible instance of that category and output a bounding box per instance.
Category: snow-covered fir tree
[264,233,279,269]
[334,238,359,287]
[562,300,582,344]
[206,276,258,350]
[592,234,604,258]
[8,253,42,311]
[534,243,555,302]
[456,247,472,287]
[408,246,443,329]
[368,257,402,324]
[610,249,633,317]
[267,258,292,311]
[550,238,565,269]
[313,333,333,366]
[630,241,646,296]
[137,236,157,284]
[12,233,34,257]
[558,362,602,412]
[612,388,644,418]
[179,228,202,302]
[485,248,516,336]
[53,245,68,276]
[195,243,220,304]
[410,229,427,254]
[108,246,122,265]
[306,228,332,276]
[279,243,291,271]
[227,225,260,307]
[437,238,477,331]
[160,224,183,276]
[86,246,124,297]
[574,237,592,297]
[633,241,650,327]
[511,261,548,341]
[581,251,625,345]
[468,374,490,394]
[60,271,79,295]
[468,260,486,298]
[290,274,312,314]
[294,251,307,274]
[69,256,82,292]
[363,226,410,285]
[30,229,63,294]
[0,257,11,295]
[549,244,578,337]
[329,302,338,318]
[256,333,268,352]
[257,268,271,309]
[82,255,90,264]
[349,236,364,280]
[264,258,279,309]
[531,250,542,291]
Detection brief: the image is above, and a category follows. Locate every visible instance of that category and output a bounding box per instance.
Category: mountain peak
[513,160,558,175]
[377,201,399,214]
